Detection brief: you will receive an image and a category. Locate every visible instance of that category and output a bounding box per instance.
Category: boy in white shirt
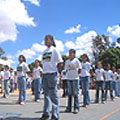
[33,59,42,102]
[95,62,105,104]
[40,35,63,120]
[112,67,118,98]
[117,69,120,97]
[3,65,10,98]
[65,49,81,114]
[104,64,114,101]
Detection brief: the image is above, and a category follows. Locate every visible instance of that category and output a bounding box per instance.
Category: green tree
[0,47,8,60]
[98,48,120,68]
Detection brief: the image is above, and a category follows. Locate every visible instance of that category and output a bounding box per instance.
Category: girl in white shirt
[81,54,92,107]
[40,35,63,120]
[65,49,81,114]
[16,55,30,105]
[112,67,118,98]
[95,62,105,104]
[104,64,114,101]
[33,59,42,102]
[3,65,10,98]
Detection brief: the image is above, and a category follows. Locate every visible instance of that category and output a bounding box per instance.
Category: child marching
[65,49,81,114]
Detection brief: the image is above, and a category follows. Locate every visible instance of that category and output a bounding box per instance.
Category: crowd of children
[0,35,120,120]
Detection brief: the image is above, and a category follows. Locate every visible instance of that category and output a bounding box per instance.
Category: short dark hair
[10,68,13,70]
[4,65,9,69]
[44,35,56,47]
[106,64,111,67]
[69,49,76,54]
[18,55,26,62]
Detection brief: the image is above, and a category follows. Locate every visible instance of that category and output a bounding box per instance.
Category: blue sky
[0,0,120,69]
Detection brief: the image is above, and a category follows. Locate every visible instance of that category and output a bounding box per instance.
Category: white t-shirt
[0,71,4,80]
[33,66,43,80]
[117,74,120,81]
[17,62,30,77]
[65,58,82,80]
[81,62,92,77]
[95,68,105,81]
[61,69,67,80]
[10,72,14,80]
[41,46,63,74]
[112,72,118,81]
[105,70,113,81]
[4,70,10,80]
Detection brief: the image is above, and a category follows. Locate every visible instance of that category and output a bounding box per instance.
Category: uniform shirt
[105,70,113,81]
[81,62,92,77]
[65,58,82,80]
[17,62,30,77]
[41,46,63,74]
[95,68,105,81]
[33,66,43,80]
[10,72,14,80]
[112,72,118,81]
[4,70,10,80]
[117,74,120,81]
[61,69,67,80]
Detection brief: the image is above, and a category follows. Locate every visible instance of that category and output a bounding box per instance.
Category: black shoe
[40,114,49,120]
[64,108,71,113]
[50,115,59,120]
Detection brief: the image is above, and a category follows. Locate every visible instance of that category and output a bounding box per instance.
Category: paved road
[0,89,120,120]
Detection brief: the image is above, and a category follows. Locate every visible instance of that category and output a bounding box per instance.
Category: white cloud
[65,41,76,49]
[17,49,36,59]
[107,25,120,37]
[64,24,81,34]
[0,0,38,43]
[31,43,46,52]
[65,30,97,57]
[55,40,64,52]
[24,0,40,6]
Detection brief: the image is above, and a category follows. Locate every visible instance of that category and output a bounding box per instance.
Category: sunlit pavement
[0,89,120,120]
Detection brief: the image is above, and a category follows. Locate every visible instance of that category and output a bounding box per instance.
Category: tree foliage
[0,47,7,60]
[98,48,120,68]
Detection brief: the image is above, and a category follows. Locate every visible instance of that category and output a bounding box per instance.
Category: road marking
[99,107,120,120]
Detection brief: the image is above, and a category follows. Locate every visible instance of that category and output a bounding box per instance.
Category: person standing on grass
[10,68,15,93]
[16,55,30,105]
[112,66,118,98]
[104,64,114,102]
[81,54,92,107]
[95,62,105,104]
[65,49,82,114]
[3,65,10,98]
[40,35,63,120]
[33,59,43,102]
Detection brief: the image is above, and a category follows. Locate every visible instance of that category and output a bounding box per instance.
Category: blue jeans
[95,81,105,102]
[34,78,41,100]
[105,81,114,101]
[67,80,79,111]
[81,76,90,105]
[28,81,31,89]
[18,76,26,103]
[4,80,9,97]
[10,79,14,92]
[117,81,120,96]
[112,81,118,97]
[42,73,59,119]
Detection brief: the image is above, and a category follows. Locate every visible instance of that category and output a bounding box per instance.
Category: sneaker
[20,102,25,105]
[73,109,79,114]
[50,115,59,120]
[16,101,20,104]
[111,98,115,101]
[36,99,40,102]
[40,114,49,120]
[65,108,71,113]
[102,101,105,104]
